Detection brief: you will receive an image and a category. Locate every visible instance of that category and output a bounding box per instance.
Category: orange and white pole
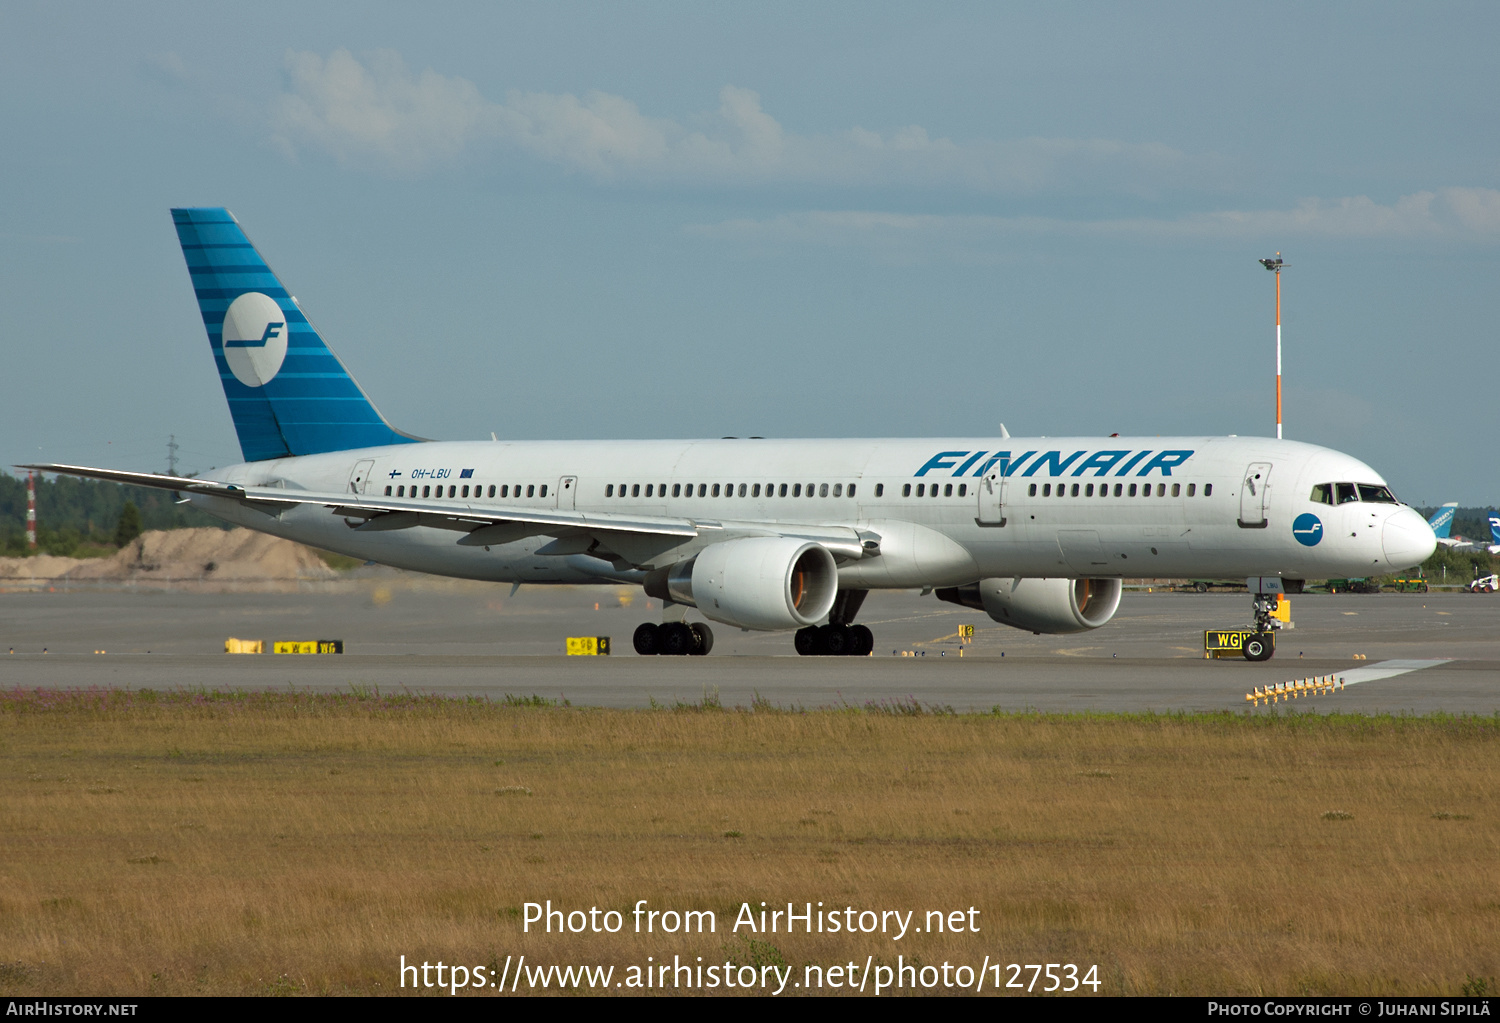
[1275,260,1282,440]
[1259,253,1286,439]
[26,470,37,549]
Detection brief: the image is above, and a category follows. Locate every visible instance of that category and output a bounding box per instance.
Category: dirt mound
[1,529,339,591]
[0,553,85,581]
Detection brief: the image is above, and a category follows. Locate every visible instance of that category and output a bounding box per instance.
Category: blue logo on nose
[1293,512,1323,547]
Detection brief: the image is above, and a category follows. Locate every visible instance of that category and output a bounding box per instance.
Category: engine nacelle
[935,577,1122,634]
[643,537,839,631]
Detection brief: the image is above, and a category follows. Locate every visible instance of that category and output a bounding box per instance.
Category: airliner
[1427,503,1461,547]
[22,208,1437,661]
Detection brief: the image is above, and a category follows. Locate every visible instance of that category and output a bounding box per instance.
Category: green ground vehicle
[1386,578,1430,593]
[1321,578,1381,594]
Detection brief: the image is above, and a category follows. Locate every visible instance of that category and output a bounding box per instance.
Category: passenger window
[397,485,405,497]
[807,483,816,497]
[447,485,455,498]
[739,484,747,497]
[1157,484,1165,497]
[500,485,508,498]
[1171,483,1180,497]
[698,484,707,497]
[628,484,637,497]
[1128,484,1137,497]
[1336,483,1358,504]
[1070,484,1079,497]
[671,483,680,497]
[903,484,911,497]
[1204,484,1212,496]
[849,484,857,497]
[820,483,829,497]
[832,483,842,497]
[1187,483,1195,497]
[917,483,925,497]
[751,483,760,497]
[779,484,788,497]
[527,485,535,498]
[1114,483,1123,497]
[956,484,964,497]
[540,485,547,498]
[944,484,953,497]
[711,484,720,497]
[874,483,883,497]
[1310,483,1332,505]
[422,485,431,498]
[1043,483,1051,497]
[606,484,614,497]
[1029,483,1037,496]
[461,485,469,498]
[488,485,496,498]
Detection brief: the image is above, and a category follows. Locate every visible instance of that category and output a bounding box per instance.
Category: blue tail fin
[171,207,421,462]
[1489,511,1500,546]
[1426,502,1457,539]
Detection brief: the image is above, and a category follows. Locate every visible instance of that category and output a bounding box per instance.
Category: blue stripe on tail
[171,207,421,462]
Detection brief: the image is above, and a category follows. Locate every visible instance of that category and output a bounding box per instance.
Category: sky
[2,1,1496,504]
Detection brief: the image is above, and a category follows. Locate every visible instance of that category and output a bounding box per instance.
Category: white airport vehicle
[22,209,1438,660]
[1469,574,1499,594]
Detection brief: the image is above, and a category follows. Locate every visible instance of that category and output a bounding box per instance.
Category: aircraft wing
[18,462,867,563]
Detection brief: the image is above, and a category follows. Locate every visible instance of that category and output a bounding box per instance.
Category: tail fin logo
[221,292,289,388]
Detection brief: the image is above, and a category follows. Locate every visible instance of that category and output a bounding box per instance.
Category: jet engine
[643,537,839,631]
[935,577,1122,634]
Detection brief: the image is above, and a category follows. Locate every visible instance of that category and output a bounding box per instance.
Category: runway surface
[2,584,1496,713]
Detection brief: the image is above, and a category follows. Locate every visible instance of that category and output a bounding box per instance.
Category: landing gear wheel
[1243,633,1275,662]
[633,622,660,656]
[850,624,874,656]
[660,622,696,656]
[822,624,851,656]
[689,622,714,655]
[794,626,819,656]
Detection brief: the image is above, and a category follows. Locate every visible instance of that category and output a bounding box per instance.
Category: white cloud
[270,48,1201,192]
[690,188,1500,251]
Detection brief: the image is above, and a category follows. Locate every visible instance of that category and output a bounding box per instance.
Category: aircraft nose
[1383,507,1437,569]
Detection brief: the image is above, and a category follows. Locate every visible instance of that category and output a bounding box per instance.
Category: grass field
[1,687,1496,997]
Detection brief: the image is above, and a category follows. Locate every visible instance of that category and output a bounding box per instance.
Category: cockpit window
[1310,484,1333,505]
[1357,484,1397,504]
[1335,483,1359,505]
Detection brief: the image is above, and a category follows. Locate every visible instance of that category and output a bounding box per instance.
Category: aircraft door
[348,459,375,494]
[976,472,1007,525]
[556,476,577,510]
[1237,462,1272,528]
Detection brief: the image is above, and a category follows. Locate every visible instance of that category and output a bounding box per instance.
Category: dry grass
[0,687,1496,996]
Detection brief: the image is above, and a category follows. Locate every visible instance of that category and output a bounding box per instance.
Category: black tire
[1194,581,1209,593]
[794,626,819,656]
[660,622,695,656]
[632,622,660,656]
[689,622,714,655]
[823,624,851,656]
[1243,633,1275,662]
[850,624,874,656]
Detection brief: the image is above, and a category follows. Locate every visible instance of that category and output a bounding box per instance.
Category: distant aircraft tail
[1490,511,1500,546]
[1426,502,1458,539]
[171,207,421,462]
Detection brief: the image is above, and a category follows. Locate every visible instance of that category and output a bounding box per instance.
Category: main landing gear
[633,621,713,656]
[795,588,874,657]
[794,623,874,657]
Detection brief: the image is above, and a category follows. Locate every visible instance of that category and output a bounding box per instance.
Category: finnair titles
[24,209,1437,661]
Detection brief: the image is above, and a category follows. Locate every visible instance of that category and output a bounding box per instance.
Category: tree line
[0,471,228,557]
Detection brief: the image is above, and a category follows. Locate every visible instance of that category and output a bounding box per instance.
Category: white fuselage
[188,434,1435,590]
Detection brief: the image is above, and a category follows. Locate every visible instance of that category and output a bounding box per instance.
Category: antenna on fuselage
[1258,254,1287,439]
